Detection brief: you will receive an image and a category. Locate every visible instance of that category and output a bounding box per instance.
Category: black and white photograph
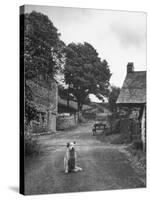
[20,4,146,195]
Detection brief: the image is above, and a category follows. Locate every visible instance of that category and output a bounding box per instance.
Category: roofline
[130,70,146,73]
[117,102,146,107]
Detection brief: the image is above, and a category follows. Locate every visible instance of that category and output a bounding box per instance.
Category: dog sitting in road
[64,141,82,173]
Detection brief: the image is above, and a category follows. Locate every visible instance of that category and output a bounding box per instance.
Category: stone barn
[26,77,58,134]
[117,62,146,151]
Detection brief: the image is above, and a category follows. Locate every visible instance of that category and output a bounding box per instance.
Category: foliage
[133,141,143,150]
[108,85,120,112]
[107,116,120,135]
[64,42,111,111]
[25,134,41,156]
[110,133,131,144]
[24,11,65,80]
[126,144,146,170]
[58,85,69,100]
[24,83,39,123]
[20,11,65,123]
[84,95,91,105]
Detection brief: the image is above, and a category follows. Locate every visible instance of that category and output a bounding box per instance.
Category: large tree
[64,42,111,111]
[108,86,120,112]
[21,11,65,123]
[24,11,65,80]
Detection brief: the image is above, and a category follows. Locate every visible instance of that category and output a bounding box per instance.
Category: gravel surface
[25,121,145,195]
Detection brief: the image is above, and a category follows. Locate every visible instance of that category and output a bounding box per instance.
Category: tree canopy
[23,11,65,80]
[21,11,65,123]
[64,42,111,111]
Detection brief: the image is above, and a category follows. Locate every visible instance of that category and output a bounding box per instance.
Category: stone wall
[141,106,146,151]
[118,106,143,144]
[118,106,140,120]
[56,114,78,130]
[26,79,58,134]
[30,120,48,133]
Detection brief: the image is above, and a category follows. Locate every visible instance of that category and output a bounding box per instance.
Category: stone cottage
[117,62,146,150]
[26,77,58,134]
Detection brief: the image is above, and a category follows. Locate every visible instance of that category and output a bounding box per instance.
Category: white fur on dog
[64,142,82,173]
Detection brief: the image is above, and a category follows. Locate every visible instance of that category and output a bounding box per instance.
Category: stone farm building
[26,77,58,134]
[25,77,84,133]
[117,62,146,150]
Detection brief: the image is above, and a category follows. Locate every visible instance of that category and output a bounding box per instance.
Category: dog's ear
[74,141,76,144]
[67,143,70,148]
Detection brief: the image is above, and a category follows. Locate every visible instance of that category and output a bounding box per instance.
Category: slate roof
[117,71,146,104]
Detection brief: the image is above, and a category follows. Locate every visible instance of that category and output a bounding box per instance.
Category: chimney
[127,62,134,73]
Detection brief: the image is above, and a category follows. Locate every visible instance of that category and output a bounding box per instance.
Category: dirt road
[25,121,145,195]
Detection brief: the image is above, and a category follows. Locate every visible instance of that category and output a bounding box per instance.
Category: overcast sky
[25,5,146,88]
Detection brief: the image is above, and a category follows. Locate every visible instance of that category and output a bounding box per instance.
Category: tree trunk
[77,102,83,122]
[77,102,83,112]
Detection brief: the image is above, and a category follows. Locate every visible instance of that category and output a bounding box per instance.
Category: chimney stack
[127,62,134,73]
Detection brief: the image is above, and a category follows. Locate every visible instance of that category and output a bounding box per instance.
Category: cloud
[111,13,146,49]
[24,6,146,87]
